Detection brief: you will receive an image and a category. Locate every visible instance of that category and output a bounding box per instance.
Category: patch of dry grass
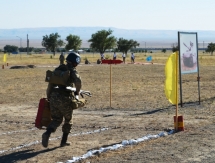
[0,51,215,162]
[1,51,215,66]
[0,52,215,110]
[0,50,215,110]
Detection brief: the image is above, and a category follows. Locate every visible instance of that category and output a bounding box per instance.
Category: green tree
[88,29,117,55]
[171,43,178,52]
[206,43,215,55]
[56,48,66,52]
[4,45,18,53]
[65,34,82,51]
[34,48,42,54]
[162,48,166,53]
[117,38,140,54]
[19,47,34,52]
[41,33,64,56]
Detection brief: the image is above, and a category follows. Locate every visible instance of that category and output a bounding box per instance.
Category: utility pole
[27,34,29,55]
[16,36,22,58]
[203,41,204,52]
[16,36,22,48]
[143,41,146,54]
[145,42,146,54]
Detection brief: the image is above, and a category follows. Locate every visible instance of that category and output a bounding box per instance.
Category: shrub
[105,54,110,59]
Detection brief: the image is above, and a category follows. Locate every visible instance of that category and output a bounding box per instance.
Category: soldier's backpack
[45,64,70,86]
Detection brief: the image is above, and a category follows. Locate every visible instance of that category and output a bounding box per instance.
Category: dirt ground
[0,62,215,163]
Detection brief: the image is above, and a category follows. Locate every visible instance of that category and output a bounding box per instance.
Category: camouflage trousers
[60,59,65,65]
[47,92,73,134]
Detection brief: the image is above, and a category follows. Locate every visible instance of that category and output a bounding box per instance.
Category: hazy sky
[1,0,215,30]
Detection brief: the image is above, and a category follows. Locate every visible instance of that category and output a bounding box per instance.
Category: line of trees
[41,29,140,56]
[3,45,18,53]
[170,43,215,55]
[2,29,215,55]
[2,45,40,53]
[40,29,215,56]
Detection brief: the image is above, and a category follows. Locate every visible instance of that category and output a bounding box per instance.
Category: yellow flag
[3,54,7,63]
[165,52,178,104]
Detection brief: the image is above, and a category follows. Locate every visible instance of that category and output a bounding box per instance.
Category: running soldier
[42,52,82,148]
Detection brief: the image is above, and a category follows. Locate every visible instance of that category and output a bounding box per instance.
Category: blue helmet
[66,52,81,64]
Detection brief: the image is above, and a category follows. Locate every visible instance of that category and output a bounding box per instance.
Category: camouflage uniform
[59,53,65,65]
[46,64,81,134]
[42,52,82,148]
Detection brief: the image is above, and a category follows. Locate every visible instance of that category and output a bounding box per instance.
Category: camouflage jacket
[59,54,65,61]
[46,64,82,99]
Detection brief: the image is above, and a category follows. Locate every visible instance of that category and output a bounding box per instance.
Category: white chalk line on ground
[60,130,174,163]
[0,128,38,136]
[0,128,109,155]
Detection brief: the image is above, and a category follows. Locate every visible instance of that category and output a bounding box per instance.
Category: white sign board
[178,32,198,74]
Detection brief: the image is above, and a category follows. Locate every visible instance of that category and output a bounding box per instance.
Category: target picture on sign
[179,32,198,74]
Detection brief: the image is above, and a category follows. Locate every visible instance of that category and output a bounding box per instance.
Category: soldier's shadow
[0,147,59,163]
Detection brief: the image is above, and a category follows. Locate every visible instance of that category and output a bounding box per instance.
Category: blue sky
[1,0,215,30]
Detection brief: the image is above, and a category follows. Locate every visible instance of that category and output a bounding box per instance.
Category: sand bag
[35,98,52,129]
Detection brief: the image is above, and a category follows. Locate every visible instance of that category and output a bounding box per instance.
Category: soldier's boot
[42,128,53,148]
[60,133,71,147]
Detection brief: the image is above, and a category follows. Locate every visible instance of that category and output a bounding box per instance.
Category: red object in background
[102,59,123,64]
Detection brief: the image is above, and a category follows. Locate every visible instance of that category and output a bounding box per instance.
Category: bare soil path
[0,63,215,163]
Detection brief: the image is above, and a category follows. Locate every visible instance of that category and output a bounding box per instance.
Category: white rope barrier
[62,130,174,163]
[0,128,109,155]
[0,128,37,136]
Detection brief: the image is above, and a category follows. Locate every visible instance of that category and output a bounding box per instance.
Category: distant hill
[0,27,215,48]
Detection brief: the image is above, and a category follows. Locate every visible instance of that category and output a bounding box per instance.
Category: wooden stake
[110,64,112,108]
[175,51,179,131]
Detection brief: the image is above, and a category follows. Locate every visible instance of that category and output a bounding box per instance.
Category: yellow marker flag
[165,52,178,104]
[3,54,7,63]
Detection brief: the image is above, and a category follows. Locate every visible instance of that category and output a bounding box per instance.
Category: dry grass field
[0,51,215,163]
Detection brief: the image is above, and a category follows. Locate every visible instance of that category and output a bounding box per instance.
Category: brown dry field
[0,52,215,163]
